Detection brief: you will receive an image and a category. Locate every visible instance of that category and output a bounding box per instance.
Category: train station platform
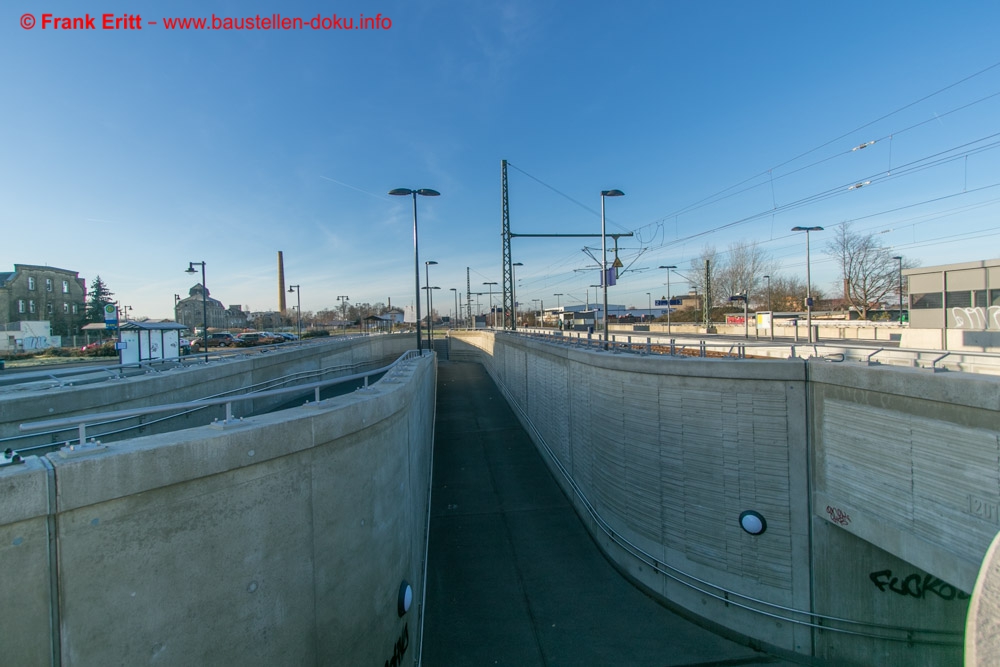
[421,360,802,666]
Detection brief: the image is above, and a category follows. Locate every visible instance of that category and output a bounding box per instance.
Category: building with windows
[0,264,87,336]
[904,258,1000,350]
[174,284,248,332]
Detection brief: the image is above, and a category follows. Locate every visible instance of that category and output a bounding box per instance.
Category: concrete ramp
[422,361,797,666]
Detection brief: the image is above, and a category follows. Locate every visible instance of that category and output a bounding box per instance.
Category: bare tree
[716,240,776,301]
[825,223,906,319]
[763,275,823,312]
[688,245,719,306]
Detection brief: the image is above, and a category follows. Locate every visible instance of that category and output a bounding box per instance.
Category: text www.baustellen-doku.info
[19,12,393,31]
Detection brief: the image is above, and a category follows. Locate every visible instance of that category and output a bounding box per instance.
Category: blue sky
[3,1,1000,319]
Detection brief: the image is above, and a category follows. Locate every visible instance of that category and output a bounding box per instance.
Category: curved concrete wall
[1,334,416,449]
[0,350,435,667]
[451,330,993,666]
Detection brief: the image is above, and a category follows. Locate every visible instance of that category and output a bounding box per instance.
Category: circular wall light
[398,580,413,617]
[739,510,767,535]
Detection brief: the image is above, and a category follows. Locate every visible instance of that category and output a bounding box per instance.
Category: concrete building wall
[451,330,988,665]
[0,349,434,667]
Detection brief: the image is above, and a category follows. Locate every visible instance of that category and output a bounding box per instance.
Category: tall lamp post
[450,288,458,327]
[791,226,823,343]
[892,256,904,323]
[511,262,523,330]
[601,189,625,348]
[423,285,440,349]
[763,274,771,312]
[337,295,350,331]
[389,187,440,353]
[483,281,497,327]
[424,261,438,337]
[287,284,301,337]
[658,265,676,335]
[185,261,209,361]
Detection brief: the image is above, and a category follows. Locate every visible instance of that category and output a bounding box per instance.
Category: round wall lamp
[398,580,413,617]
[739,510,767,535]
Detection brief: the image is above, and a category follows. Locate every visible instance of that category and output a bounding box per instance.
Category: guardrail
[15,349,425,455]
[471,327,1000,374]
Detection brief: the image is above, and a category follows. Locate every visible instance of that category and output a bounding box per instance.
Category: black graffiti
[869,570,970,602]
[384,622,409,667]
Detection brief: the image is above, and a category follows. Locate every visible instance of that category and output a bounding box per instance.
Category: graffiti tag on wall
[826,505,851,526]
[383,623,408,667]
[21,336,51,350]
[869,570,969,602]
[952,306,1000,330]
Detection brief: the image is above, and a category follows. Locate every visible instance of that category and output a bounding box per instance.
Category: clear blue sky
[3,1,999,319]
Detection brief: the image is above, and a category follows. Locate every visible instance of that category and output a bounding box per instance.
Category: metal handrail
[20,350,424,448]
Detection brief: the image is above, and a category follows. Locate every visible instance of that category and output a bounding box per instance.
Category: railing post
[646,337,651,355]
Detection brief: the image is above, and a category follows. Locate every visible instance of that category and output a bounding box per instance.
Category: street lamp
[729,293,749,338]
[423,285,440,349]
[185,261,209,361]
[483,281,497,327]
[425,261,438,337]
[511,262,523,330]
[389,187,440,353]
[287,285,301,337]
[658,265,676,335]
[337,295,349,332]
[601,189,625,347]
[646,293,651,321]
[450,288,458,327]
[892,256,904,323]
[791,226,824,343]
[763,274,771,312]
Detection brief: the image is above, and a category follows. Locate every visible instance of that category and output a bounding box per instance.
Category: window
[910,292,943,309]
[27,277,35,290]
[991,290,1000,307]
[45,279,53,292]
[945,291,972,308]
[63,303,70,314]
[62,280,69,293]
[18,300,25,313]
[72,304,78,314]
[29,300,36,313]
[974,291,988,308]
[47,303,53,314]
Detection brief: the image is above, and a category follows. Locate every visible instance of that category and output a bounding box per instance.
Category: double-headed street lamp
[791,226,823,343]
[287,284,301,337]
[389,187,440,353]
[425,261,438,342]
[601,189,625,347]
[450,287,458,327]
[185,261,209,361]
[483,281,497,327]
[658,265,677,335]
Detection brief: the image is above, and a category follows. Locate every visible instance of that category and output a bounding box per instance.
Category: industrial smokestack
[278,251,287,313]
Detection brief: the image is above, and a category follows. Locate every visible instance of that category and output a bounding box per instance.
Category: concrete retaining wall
[451,330,993,665]
[1,334,415,449]
[0,350,435,667]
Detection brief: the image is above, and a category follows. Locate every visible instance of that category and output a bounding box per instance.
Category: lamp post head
[791,226,824,232]
[185,264,196,274]
[601,189,625,197]
[512,262,523,267]
[426,260,438,266]
[390,188,440,197]
[892,256,902,261]
[658,265,676,270]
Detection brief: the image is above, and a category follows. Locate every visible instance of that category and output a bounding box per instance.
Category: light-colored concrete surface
[0,348,434,667]
[451,330,984,665]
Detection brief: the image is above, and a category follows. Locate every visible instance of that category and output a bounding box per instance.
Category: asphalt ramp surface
[421,360,802,667]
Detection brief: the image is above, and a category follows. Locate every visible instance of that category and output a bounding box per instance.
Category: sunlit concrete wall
[1,333,416,448]
[451,330,990,666]
[0,351,434,667]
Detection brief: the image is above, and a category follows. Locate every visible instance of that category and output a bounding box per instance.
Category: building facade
[0,264,87,336]
[174,284,248,332]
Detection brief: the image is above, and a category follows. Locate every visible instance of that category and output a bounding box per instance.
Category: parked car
[276,332,299,341]
[235,333,262,346]
[190,332,238,350]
